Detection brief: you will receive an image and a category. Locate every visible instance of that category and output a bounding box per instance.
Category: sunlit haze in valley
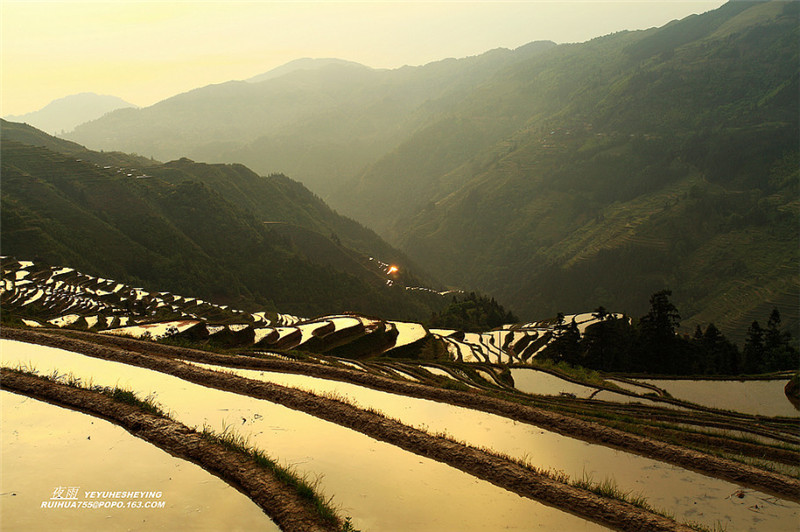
[2,1,725,116]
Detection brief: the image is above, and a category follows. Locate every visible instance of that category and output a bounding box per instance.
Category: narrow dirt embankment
[1,330,695,532]
[5,327,800,505]
[47,328,800,499]
[643,425,800,465]
[0,368,339,532]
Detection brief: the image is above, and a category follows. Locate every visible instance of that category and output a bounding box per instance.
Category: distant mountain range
[18,1,800,339]
[0,120,446,321]
[5,92,135,135]
[246,57,376,83]
[65,41,557,197]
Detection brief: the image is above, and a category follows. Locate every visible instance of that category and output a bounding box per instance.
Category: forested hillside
[0,122,445,320]
[55,1,799,339]
[369,0,798,339]
[65,44,555,197]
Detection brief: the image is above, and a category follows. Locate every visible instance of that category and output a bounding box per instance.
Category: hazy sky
[2,1,726,116]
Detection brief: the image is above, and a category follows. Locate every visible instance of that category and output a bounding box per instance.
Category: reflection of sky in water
[196,363,800,532]
[513,371,691,410]
[1,340,603,532]
[511,368,599,397]
[1,391,276,532]
[639,378,799,418]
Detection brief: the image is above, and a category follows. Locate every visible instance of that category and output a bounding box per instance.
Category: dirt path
[5,327,800,505]
[0,368,339,532]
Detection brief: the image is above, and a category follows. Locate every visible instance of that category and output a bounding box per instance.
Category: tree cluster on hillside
[427,292,518,333]
[542,290,798,375]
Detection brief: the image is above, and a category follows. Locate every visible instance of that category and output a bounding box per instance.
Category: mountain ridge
[1,121,447,320]
[379,0,798,338]
[247,57,375,83]
[64,41,557,196]
[48,1,800,338]
[5,92,135,135]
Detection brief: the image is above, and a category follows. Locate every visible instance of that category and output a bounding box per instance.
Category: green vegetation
[427,428,716,532]
[528,358,611,389]
[9,364,168,416]
[146,157,421,276]
[5,365,356,530]
[542,291,799,375]
[106,387,167,417]
[6,1,797,346]
[0,130,446,321]
[260,373,708,530]
[427,292,518,332]
[568,471,658,515]
[200,423,355,530]
[370,1,797,339]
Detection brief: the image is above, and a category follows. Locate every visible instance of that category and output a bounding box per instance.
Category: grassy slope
[388,1,799,338]
[146,158,427,280]
[0,138,442,320]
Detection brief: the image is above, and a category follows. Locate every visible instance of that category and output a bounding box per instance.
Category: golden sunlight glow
[1,1,725,116]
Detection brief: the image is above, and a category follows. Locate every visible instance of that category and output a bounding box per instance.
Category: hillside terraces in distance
[2,258,612,368]
[0,124,449,321]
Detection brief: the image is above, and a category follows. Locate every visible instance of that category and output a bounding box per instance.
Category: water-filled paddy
[191,362,800,531]
[512,369,688,410]
[639,378,799,418]
[1,340,604,531]
[511,368,599,397]
[1,390,277,532]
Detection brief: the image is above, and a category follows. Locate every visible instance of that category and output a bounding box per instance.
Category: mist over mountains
[5,92,135,135]
[16,1,800,338]
[65,41,557,197]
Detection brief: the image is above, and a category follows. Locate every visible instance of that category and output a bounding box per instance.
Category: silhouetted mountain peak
[4,92,135,135]
[247,58,373,83]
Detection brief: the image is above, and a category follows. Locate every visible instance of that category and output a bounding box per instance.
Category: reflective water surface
[1,340,604,531]
[639,378,799,418]
[193,363,800,532]
[1,390,277,532]
[511,368,599,397]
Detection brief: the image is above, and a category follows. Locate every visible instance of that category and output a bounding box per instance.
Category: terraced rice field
[3,258,799,531]
[3,334,799,531]
[2,390,278,532]
[188,363,800,530]
[1,340,606,531]
[637,378,799,418]
[0,259,623,364]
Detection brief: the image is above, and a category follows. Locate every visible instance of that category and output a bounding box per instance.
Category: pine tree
[546,318,581,365]
[640,289,681,340]
[638,289,682,372]
[701,323,739,374]
[742,320,765,373]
